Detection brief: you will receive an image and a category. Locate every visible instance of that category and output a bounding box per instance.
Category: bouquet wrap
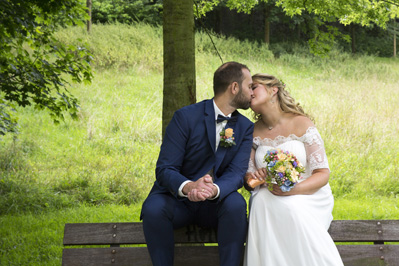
[247,177,265,188]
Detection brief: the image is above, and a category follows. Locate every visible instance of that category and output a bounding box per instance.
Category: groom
[141,61,254,266]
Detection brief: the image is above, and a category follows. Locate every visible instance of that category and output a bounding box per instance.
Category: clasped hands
[182,175,218,202]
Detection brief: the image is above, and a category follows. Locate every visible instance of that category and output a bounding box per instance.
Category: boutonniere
[219,128,236,147]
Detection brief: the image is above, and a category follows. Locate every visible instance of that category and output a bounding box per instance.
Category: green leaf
[0,0,92,136]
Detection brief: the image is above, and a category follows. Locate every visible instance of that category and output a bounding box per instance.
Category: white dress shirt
[178,100,229,199]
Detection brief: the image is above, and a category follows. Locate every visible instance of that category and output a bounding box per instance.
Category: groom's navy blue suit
[141,99,253,266]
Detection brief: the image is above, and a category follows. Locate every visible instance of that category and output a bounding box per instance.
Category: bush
[196,31,274,62]
[92,0,162,25]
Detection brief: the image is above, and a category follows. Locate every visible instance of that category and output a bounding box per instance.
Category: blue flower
[292,161,298,167]
[280,185,291,192]
[268,161,276,167]
[278,172,284,178]
[284,180,292,186]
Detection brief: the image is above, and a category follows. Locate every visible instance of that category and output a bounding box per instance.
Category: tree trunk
[214,7,221,34]
[264,4,271,44]
[297,24,301,40]
[163,0,196,138]
[264,18,270,44]
[86,0,92,34]
[394,20,397,58]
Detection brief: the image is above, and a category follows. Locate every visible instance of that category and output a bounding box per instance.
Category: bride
[244,74,344,266]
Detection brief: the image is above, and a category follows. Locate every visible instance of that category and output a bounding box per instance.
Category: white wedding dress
[244,127,344,266]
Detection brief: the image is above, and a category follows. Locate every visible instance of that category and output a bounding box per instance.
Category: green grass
[334,197,399,219]
[1,23,399,265]
[0,204,142,266]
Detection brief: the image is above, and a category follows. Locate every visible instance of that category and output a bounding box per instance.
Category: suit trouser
[141,192,247,266]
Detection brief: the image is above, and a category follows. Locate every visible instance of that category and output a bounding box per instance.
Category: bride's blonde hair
[252,73,314,122]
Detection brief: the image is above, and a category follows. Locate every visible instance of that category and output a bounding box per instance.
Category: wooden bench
[62,220,399,266]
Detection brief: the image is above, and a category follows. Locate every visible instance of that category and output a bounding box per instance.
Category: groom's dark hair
[213,61,250,96]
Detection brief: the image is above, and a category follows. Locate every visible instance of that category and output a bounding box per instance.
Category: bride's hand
[269,184,295,196]
[245,168,268,190]
[253,168,267,181]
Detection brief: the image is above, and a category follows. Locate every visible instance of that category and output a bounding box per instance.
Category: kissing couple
[141,62,343,266]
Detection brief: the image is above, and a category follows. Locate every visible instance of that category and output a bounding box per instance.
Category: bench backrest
[63,223,217,245]
[63,220,399,266]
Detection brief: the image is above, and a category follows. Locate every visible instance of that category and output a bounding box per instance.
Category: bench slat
[62,245,399,266]
[337,245,399,266]
[64,220,399,246]
[329,220,399,242]
[63,223,217,245]
[63,223,145,245]
[62,246,220,266]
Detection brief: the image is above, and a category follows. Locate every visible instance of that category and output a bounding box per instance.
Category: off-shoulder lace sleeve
[303,127,330,173]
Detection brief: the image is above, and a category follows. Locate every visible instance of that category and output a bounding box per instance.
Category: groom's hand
[183,175,217,202]
[203,175,218,199]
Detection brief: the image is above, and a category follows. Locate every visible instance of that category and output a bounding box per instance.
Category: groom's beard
[231,85,251,110]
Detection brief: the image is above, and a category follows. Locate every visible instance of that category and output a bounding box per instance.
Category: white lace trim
[251,126,329,173]
[253,126,322,147]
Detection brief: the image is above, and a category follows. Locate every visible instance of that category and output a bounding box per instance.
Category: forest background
[1,0,399,265]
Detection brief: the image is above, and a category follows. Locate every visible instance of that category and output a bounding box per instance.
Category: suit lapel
[204,100,216,153]
[214,111,240,172]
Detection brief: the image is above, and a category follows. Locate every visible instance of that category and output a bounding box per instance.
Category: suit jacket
[149,99,254,202]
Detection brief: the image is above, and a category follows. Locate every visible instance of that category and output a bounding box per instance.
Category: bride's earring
[270,100,275,104]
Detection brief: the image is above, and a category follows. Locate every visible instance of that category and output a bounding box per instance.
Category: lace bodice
[248,127,329,180]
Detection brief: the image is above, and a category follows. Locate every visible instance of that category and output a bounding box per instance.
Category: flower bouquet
[247,149,305,191]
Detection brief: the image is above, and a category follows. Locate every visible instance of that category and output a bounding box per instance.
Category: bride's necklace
[262,117,280,131]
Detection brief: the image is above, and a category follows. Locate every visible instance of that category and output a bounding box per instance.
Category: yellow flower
[291,169,299,182]
[225,128,234,138]
[277,153,287,160]
[276,165,286,173]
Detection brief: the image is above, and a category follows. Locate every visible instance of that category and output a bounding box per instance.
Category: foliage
[276,0,399,27]
[195,0,399,55]
[195,30,274,63]
[0,0,93,136]
[308,24,351,56]
[92,0,163,25]
[195,0,399,26]
[350,23,397,56]
[0,100,18,137]
[194,0,258,17]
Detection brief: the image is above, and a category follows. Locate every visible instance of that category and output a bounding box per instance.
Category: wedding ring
[201,189,205,192]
